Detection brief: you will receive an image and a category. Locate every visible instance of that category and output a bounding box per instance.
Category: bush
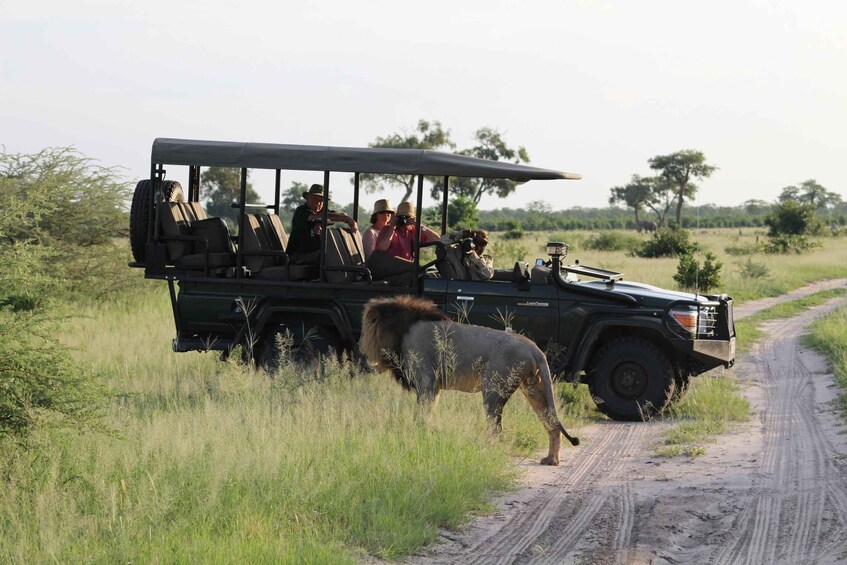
[764,200,821,237]
[673,251,722,292]
[763,234,820,254]
[634,226,698,258]
[583,231,639,252]
[736,258,770,280]
[0,308,105,439]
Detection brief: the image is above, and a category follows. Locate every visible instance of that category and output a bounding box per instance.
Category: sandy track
[401,289,847,565]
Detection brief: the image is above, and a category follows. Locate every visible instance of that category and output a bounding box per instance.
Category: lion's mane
[359,295,450,386]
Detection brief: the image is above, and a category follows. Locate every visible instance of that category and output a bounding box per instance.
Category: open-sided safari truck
[128,138,735,420]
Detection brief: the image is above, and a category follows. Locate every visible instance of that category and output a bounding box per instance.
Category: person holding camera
[287,184,357,264]
[366,201,439,284]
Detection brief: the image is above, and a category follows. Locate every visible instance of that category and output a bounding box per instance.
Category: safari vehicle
[128,138,736,421]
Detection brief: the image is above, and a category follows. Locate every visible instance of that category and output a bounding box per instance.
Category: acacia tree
[609,175,652,228]
[779,179,841,209]
[437,128,530,205]
[609,174,676,229]
[648,150,716,226]
[200,167,260,223]
[359,120,454,203]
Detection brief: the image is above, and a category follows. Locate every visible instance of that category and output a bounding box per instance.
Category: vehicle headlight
[668,307,715,337]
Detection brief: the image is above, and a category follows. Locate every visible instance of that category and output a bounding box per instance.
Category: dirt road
[402,281,847,564]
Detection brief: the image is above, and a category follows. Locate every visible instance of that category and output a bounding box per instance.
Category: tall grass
[654,377,751,457]
[804,306,847,417]
[1,287,583,563]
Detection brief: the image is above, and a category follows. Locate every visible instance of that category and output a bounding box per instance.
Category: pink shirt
[385,225,416,260]
[362,227,379,258]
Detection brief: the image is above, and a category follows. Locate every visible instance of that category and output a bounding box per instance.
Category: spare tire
[129,180,184,263]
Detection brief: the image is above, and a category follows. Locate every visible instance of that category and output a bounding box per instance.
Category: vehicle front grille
[697,306,718,338]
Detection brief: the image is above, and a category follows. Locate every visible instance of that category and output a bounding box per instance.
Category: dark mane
[361,295,449,389]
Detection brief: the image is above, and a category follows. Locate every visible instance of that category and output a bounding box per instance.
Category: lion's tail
[536,350,580,447]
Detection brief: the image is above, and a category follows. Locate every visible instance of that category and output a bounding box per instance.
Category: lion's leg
[414,375,440,422]
[520,380,561,466]
[482,374,520,436]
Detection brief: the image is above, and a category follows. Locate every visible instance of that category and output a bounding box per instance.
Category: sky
[2,0,845,211]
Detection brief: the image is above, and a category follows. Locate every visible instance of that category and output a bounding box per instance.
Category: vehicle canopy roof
[151,138,581,182]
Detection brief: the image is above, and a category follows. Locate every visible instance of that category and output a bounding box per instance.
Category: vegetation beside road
[805,306,847,418]
[3,145,847,562]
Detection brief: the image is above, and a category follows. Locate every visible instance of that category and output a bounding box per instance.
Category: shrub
[489,239,529,268]
[634,226,698,258]
[764,200,821,237]
[763,234,820,254]
[673,251,722,292]
[736,257,770,280]
[0,308,105,439]
[500,220,523,240]
[583,231,640,252]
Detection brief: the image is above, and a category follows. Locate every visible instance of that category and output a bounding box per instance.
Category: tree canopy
[358,120,454,203]
[648,150,717,226]
[201,167,261,224]
[359,120,530,209]
[778,179,841,209]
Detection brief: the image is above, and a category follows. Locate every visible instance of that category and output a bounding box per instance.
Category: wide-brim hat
[370,199,395,224]
[302,183,324,198]
[396,201,415,217]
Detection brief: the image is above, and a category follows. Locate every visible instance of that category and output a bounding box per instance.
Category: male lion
[360,295,579,465]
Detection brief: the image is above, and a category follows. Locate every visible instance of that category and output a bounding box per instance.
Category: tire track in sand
[712,298,847,564]
[398,286,847,565]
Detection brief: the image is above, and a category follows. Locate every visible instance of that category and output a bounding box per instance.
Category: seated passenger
[287,184,357,264]
[362,198,394,259]
[461,229,494,280]
[366,201,440,284]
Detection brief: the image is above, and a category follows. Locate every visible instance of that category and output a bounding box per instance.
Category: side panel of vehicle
[442,279,560,342]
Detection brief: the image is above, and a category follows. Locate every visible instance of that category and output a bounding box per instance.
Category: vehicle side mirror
[535,258,545,266]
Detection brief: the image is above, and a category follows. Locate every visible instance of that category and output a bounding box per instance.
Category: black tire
[128,180,184,262]
[587,337,675,421]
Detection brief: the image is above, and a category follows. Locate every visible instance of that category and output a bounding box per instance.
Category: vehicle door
[441,279,559,345]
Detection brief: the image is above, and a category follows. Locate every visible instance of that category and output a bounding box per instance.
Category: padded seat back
[240,214,275,273]
[158,201,192,260]
[325,228,367,283]
[259,214,289,252]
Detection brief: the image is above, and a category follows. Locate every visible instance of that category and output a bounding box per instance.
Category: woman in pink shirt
[362,199,394,259]
[366,201,440,285]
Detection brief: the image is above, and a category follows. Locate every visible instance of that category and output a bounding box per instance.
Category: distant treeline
[473,204,847,232]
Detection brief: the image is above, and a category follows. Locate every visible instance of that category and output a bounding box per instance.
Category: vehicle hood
[580,280,713,307]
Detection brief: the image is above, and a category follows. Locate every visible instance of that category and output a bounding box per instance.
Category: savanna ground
[2,228,847,563]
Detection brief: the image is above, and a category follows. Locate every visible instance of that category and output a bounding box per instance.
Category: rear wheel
[257,322,343,374]
[587,337,675,421]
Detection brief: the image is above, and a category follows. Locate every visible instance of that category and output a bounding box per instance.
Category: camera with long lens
[395,215,412,227]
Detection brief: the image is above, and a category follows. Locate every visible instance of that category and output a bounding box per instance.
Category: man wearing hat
[366,201,440,284]
[362,198,395,259]
[287,183,357,264]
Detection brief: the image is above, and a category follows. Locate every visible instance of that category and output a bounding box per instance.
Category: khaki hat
[370,199,395,224]
[302,183,324,198]
[396,201,415,217]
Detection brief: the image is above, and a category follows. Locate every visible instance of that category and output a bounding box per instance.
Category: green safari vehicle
[128,138,736,420]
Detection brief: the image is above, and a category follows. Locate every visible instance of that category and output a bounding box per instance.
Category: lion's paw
[540,456,560,466]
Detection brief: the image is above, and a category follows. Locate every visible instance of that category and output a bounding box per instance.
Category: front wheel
[587,337,675,421]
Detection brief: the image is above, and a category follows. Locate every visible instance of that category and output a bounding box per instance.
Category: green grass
[804,306,847,418]
[734,288,847,354]
[1,287,584,563]
[654,377,751,457]
[5,228,847,560]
